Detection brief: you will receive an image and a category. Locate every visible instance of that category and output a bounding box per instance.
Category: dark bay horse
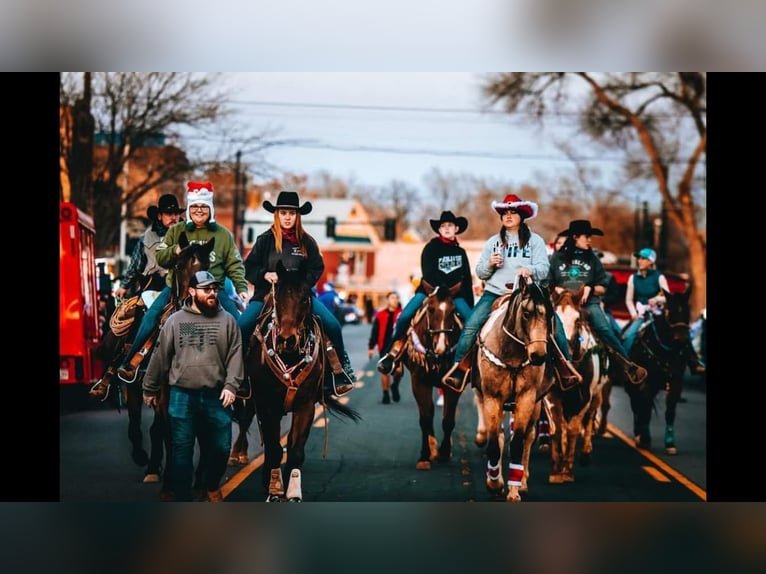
[622,287,694,454]
[234,261,360,502]
[546,287,610,484]
[400,282,464,470]
[92,232,213,497]
[472,277,554,501]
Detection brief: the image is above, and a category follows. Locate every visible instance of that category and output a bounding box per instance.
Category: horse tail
[322,393,362,423]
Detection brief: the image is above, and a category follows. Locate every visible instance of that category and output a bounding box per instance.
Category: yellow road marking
[607,423,707,501]
[642,465,671,482]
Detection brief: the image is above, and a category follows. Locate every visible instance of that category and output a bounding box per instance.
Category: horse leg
[473,388,488,447]
[284,405,315,502]
[482,394,505,495]
[547,397,566,483]
[597,379,612,436]
[260,412,284,499]
[145,404,167,483]
[664,374,682,455]
[230,398,256,465]
[519,400,541,493]
[438,389,459,462]
[125,384,149,467]
[506,391,537,501]
[412,378,437,470]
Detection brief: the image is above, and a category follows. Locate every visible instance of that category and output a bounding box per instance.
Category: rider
[376,210,474,376]
[117,181,249,383]
[237,190,356,396]
[89,194,184,399]
[624,247,705,375]
[549,220,648,386]
[442,194,582,392]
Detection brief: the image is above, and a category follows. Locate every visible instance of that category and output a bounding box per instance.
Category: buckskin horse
[400,282,464,470]
[233,261,360,502]
[472,277,555,501]
[91,232,214,498]
[545,286,610,484]
[622,286,694,454]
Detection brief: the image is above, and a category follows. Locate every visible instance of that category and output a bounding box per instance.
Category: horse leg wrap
[507,463,524,487]
[486,461,502,481]
[286,469,302,501]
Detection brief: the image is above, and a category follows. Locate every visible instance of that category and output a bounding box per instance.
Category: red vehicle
[604,264,691,321]
[60,201,103,386]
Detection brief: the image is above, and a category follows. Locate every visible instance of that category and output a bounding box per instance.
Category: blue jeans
[622,317,644,354]
[167,386,233,500]
[239,296,346,356]
[381,293,473,356]
[126,286,241,361]
[583,301,631,359]
[455,291,574,364]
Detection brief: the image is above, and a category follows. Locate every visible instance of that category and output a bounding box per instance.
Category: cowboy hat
[263,191,312,215]
[429,210,468,234]
[558,219,604,237]
[490,193,538,220]
[146,194,184,219]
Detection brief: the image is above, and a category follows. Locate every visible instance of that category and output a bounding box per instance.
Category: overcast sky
[223,72,601,193]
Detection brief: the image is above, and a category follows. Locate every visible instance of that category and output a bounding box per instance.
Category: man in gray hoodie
[143,270,243,502]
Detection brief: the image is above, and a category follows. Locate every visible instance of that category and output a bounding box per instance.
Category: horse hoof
[506,491,522,502]
[287,497,303,502]
[548,474,565,484]
[266,494,283,502]
[192,488,207,502]
[538,443,550,454]
[416,460,432,471]
[143,473,161,483]
[228,455,241,466]
[665,446,678,455]
[237,454,249,465]
[563,473,575,483]
[475,432,487,448]
[486,478,504,493]
[131,449,150,467]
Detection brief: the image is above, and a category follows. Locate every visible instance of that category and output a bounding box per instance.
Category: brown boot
[615,354,648,385]
[549,339,583,387]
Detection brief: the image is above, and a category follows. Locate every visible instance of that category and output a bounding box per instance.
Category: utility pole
[71,72,95,215]
[233,150,242,250]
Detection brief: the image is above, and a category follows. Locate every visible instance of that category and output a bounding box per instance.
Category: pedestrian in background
[368,291,403,404]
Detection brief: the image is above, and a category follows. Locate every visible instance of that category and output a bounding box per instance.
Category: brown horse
[472,277,554,501]
[400,282,465,470]
[546,287,609,484]
[233,260,360,501]
[91,232,214,498]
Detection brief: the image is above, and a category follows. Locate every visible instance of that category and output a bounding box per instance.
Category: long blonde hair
[271,210,308,255]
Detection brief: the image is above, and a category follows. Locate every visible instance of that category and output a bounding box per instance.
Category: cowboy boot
[614,353,648,385]
[442,352,473,392]
[548,338,583,387]
[335,351,356,396]
[323,346,355,396]
[377,338,404,375]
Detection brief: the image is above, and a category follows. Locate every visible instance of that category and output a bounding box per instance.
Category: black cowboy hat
[558,219,604,237]
[429,210,468,234]
[147,194,185,219]
[263,191,312,215]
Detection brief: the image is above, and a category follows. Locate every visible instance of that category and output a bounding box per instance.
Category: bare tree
[482,72,706,315]
[59,72,280,254]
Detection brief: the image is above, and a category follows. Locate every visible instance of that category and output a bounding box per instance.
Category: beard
[194,293,219,317]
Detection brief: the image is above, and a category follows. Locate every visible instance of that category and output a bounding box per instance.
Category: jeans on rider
[167,386,233,501]
[238,296,348,360]
[622,317,644,355]
[125,287,242,363]
[453,291,499,364]
[379,292,472,356]
[584,301,632,359]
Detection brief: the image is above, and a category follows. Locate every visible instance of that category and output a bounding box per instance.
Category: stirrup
[331,372,355,396]
[442,363,468,393]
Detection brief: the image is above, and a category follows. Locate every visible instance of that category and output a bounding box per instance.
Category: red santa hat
[186,181,215,223]
[490,193,538,220]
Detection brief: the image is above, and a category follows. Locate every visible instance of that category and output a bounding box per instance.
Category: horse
[622,286,694,454]
[471,277,555,501]
[545,286,610,484]
[234,260,361,502]
[91,232,214,498]
[400,282,464,470]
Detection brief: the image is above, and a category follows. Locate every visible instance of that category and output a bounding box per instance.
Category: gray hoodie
[475,230,550,295]
[143,299,243,397]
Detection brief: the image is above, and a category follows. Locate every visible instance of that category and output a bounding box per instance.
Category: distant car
[603,265,691,321]
[335,304,364,325]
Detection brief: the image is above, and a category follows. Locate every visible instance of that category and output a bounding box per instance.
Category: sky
[221,72,599,193]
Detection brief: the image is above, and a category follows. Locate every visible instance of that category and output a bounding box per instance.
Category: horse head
[505,278,552,366]
[660,285,692,344]
[273,260,313,353]
[173,232,214,303]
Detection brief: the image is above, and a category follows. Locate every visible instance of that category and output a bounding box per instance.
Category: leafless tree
[482,72,706,315]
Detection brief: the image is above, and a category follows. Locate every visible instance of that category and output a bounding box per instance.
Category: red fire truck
[60,201,104,386]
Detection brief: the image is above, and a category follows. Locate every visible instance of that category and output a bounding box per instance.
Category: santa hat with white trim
[490,193,538,220]
[186,181,215,223]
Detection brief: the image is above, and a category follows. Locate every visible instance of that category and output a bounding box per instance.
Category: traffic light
[326,216,337,238]
[384,218,396,241]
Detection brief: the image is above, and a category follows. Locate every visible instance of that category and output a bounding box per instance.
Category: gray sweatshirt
[475,230,550,296]
[142,300,243,397]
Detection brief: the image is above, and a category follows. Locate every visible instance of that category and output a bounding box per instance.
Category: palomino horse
[400,282,464,470]
[472,277,555,501]
[622,287,694,454]
[234,261,360,501]
[91,232,214,498]
[545,287,610,484]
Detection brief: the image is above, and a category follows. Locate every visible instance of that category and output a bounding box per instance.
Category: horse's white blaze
[434,300,449,354]
[556,304,580,340]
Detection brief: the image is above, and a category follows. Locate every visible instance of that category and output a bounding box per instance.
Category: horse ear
[179,232,189,249]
